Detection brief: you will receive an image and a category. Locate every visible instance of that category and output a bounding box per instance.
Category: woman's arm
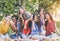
[55,23,60,35]
[32,21,35,30]
[10,21,18,32]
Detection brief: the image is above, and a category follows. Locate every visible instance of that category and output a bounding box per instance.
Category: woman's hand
[20,14,23,18]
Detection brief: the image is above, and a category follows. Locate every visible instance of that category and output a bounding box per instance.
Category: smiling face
[5,15,11,22]
[19,8,25,14]
[40,9,44,14]
[34,15,39,22]
[12,17,17,23]
[46,14,50,20]
[12,15,18,23]
[46,13,53,21]
[39,8,44,16]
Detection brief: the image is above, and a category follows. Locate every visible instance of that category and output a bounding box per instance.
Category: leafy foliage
[0,0,60,16]
[0,0,21,15]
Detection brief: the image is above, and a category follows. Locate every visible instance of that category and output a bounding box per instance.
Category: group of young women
[0,7,60,41]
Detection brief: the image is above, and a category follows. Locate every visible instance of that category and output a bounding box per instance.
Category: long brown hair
[45,13,53,27]
[18,7,25,15]
[46,12,53,20]
[22,14,28,20]
[33,14,40,22]
[38,7,44,14]
[17,7,25,32]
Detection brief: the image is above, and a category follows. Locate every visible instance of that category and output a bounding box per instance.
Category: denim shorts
[45,33,59,39]
[0,33,9,39]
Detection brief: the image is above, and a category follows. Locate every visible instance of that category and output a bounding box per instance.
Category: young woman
[45,13,60,40]
[28,14,45,40]
[18,7,32,33]
[0,14,11,39]
[38,8,45,35]
[18,7,32,19]
[18,7,25,32]
[21,14,31,38]
[31,14,40,35]
[10,15,21,39]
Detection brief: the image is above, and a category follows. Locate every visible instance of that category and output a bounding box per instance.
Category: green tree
[0,0,21,15]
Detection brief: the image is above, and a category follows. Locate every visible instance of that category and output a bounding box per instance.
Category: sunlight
[57,8,60,14]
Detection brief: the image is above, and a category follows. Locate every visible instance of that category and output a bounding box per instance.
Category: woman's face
[12,17,17,23]
[39,9,44,16]
[5,15,11,22]
[34,15,38,22]
[46,14,50,20]
[19,8,24,14]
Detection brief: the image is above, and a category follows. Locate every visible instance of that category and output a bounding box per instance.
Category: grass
[56,21,60,29]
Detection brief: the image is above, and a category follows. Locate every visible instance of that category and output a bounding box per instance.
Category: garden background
[0,0,60,30]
